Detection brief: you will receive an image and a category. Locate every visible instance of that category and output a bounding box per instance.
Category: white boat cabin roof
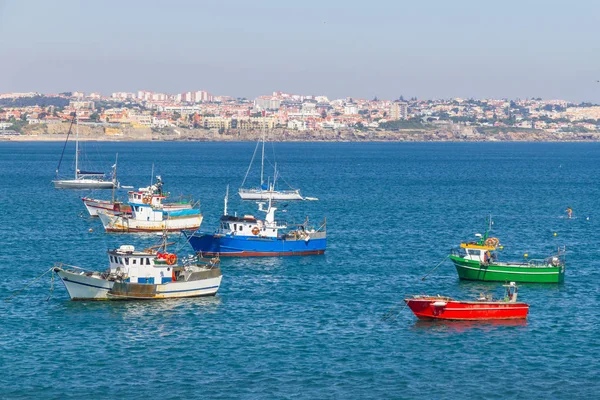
[220,214,257,223]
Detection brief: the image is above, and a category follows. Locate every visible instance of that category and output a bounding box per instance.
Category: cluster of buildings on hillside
[1,90,600,135]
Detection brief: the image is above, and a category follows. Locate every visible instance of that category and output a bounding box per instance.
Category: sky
[1,0,600,102]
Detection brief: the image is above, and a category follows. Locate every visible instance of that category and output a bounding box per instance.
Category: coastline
[3,133,600,143]
[2,122,599,143]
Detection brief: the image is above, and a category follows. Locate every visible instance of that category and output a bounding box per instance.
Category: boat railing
[272,219,288,228]
[189,252,220,269]
[53,262,111,278]
[527,255,564,268]
[169,194,193,203]
[53,262,94,272]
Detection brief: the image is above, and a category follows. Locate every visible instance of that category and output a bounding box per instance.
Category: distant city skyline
[1,0,600,102]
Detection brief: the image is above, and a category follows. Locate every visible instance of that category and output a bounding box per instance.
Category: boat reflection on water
[411,318,527,333]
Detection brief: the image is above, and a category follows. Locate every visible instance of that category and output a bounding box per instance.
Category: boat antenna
[484,214,493,239]
[55,113,76,178]
[224,185,229,216]
[150,163,154,187]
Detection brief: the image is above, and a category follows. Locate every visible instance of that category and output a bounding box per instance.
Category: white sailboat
[238,133,312,201]
[52,115,117,190]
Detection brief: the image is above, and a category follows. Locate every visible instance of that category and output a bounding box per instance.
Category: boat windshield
[451,247,467,257]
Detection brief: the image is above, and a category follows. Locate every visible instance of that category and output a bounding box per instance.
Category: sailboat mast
[260,125,265,187]
[75,114,79,179]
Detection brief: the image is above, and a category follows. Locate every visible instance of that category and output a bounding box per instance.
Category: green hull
[449,255,565,283]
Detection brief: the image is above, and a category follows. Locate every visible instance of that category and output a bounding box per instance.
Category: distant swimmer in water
[566,207,573,219]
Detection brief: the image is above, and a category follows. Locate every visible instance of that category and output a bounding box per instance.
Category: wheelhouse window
[467,249,481,256]
[132,259,136,265]
[239,226,243,231]
[125,258,129,265]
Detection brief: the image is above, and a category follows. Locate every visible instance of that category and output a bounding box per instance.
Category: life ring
[142,197,150,204]
[252,227,260,235]
[166,254,177,265]
[485,237,499,247]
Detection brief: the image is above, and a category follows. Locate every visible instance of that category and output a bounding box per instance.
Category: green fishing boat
[449,219,565,284]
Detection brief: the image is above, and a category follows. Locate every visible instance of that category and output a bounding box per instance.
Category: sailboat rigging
[52,114,118,190]
[238,130,314,201]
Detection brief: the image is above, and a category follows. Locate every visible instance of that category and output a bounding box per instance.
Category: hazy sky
[1,0,600,102]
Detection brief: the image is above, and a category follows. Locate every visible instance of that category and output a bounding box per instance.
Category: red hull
[405,298,529,320]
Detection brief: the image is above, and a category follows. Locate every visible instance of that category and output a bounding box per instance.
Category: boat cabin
[503,282,519,302]
[126,191,171,222]
[217,214,282,238]
[216,199,287,239]
[107,245,178,284]
[453,243,497,264]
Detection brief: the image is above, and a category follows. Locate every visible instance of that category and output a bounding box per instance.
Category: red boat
[405,282,529,320]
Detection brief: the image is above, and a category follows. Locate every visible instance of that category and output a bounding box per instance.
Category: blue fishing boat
[184,188,326,257]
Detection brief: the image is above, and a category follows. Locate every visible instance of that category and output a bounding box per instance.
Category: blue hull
[185,232,326,257]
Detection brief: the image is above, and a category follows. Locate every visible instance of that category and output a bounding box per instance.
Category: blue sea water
[1,141,599,399]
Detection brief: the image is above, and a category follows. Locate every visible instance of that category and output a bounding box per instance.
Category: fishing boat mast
[223,185,229,216]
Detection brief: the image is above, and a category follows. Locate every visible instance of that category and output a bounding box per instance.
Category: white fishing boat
[82,175,194,217]
[238,134,312,201]
[97,184,202,232]
[53,244,221,300]
[52,115,118,190]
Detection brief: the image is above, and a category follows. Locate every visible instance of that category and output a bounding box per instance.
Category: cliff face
[14,122,600,142]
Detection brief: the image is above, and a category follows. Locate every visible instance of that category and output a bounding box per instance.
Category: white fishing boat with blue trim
[53,244,221,300]
[97,184,202,233]
[82,175,193,217]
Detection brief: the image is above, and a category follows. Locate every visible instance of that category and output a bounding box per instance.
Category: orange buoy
[166,254,177,265]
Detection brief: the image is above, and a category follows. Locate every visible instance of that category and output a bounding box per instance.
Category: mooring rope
[420,254,450,281]
[4,267,55,302]
[46,272,55,301]
[381,301,409,322]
